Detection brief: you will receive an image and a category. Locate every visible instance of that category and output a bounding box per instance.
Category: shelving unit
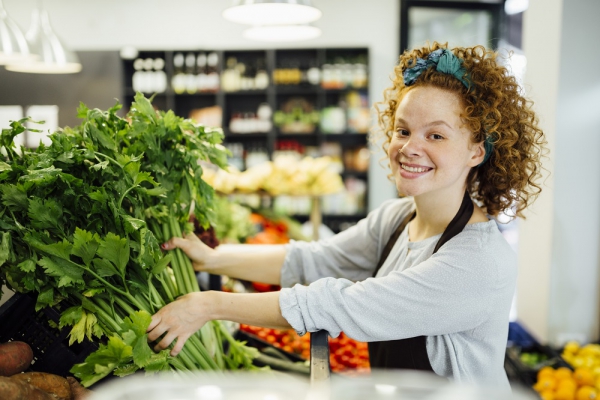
[121,47,370,233]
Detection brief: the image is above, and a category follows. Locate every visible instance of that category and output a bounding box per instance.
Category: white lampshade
[6,7,81,74]
[0,0,37,65]
[243,24,321,42]
[223,0,322,26]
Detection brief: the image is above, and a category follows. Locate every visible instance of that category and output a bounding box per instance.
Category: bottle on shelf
[196,53,208,92]
[206,52,220,92]
[307,60,321,86]
[172,52,186,94]
[153,58,167,93]
[132,58,144,93]
[185,53,197,94]
[255,58,269,90]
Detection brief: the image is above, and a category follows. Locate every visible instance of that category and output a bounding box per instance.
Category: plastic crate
[505,343,572,387]
[0,292,98,377]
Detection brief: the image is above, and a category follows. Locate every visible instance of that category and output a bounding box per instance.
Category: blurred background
[0,1,599,395]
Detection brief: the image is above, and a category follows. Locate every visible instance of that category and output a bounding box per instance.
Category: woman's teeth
[401,163,429,173]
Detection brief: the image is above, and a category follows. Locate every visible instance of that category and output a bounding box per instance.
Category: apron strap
[368,191,475,371]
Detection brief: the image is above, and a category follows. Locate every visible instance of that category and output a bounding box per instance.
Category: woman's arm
[162,235,286,285]
[147,291,290,356]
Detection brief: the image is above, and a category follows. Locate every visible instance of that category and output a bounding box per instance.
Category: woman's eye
[430,134,444,140]
[396,129,409,137]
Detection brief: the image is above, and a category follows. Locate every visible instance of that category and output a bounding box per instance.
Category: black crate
[505,343,572,387]
[0,292,98,377]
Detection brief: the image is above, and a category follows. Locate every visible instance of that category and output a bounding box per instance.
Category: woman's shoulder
[367,196,415,230]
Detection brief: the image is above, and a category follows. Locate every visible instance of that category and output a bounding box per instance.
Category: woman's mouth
[400,163,433,174]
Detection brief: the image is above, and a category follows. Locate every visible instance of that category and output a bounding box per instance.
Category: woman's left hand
[147,292,211,356]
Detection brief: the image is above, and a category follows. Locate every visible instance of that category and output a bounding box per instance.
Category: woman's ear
[468,141,486,167]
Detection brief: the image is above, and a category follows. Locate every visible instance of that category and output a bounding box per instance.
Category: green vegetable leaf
[91,258,119,278]
[0,232,11,267]
[72,228,100,266]
[27,198,64,231]
[121,310,152,337]
[1,184,28,212]
[97,233,129,277]
[133,335,153,368]
[38,256,84,288]
[152,253,172,275]
[0,161,11,172]
[122,215,146,234]
[113,363,139,377]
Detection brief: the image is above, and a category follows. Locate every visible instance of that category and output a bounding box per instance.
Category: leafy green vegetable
[0,94,258,386]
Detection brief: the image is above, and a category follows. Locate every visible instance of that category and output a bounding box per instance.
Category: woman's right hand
[161,233,217,272]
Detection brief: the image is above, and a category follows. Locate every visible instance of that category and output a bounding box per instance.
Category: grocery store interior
[0,0,599,398]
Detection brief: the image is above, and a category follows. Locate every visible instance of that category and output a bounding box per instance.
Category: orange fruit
[556,368,574,380]
[576,386,598,400]
[539,390,555,400]
[558,378,579,393]
[539,366,557,380]
[535,377,557,392]
[555,386,577,400]
[575,368,596,387]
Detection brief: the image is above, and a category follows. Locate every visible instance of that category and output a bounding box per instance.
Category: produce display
[202,155,344,196]
[240,325,370,373]
[0,341,33,377]
[531,342,600,400]
[0,94,259,387]
[0,341,85,400]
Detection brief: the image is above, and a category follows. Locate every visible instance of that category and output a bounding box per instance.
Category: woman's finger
[147,321,168,343]
[161,236,190,251]
[146,315,161,333]
[171,334,190,357]
[155,331,178,352]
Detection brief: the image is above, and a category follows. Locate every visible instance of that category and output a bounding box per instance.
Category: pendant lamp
[243,24,321,42]
[223,0,322,26]
[6,5,81,74]
[0,0,36,65]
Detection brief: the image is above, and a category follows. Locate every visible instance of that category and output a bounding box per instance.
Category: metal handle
[310,330,330,383]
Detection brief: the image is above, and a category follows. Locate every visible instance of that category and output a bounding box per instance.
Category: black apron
[368,191,474,371]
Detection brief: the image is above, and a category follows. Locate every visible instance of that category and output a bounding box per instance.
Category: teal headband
[403,48,494,166]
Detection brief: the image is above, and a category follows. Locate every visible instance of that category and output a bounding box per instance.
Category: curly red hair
[373,42,547,218]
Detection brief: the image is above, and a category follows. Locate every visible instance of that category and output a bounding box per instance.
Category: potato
[0,341,34,377]
[0,376,53,400]
[11,372,72,400]
[66,377,91,400]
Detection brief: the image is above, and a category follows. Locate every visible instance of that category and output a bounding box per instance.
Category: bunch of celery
[0,94,258,387]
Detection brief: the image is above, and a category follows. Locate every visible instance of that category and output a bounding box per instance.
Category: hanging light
[6,5,81,74]
[243,24,321,42]
[223,0,322,26]
[0,0,36,65]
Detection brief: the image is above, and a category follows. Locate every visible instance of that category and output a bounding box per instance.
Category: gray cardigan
[278,197,516,389]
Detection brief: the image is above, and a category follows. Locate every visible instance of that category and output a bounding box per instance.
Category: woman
[147,43,546,388]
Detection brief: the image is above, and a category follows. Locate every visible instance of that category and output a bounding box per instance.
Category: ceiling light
[504,0,529,15]
[223,0,322,26]
[244,24,321,42]
[6,7,81,74]
[0,0,37,65]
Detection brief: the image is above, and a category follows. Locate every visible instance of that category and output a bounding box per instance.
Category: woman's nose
[399,136,423,157]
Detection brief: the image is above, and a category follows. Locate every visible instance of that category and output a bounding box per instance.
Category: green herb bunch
[0,93,258,386]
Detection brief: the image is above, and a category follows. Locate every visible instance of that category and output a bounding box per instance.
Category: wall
[2,0,400,210]
[519,0,600,344]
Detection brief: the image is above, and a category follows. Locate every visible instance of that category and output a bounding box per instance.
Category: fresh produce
[10,372,71,400]
[0,341,33,377]
[203,155,344,196]
[520,351,549,367]
[533,365,600,400]
[240,325,370,372]
[66,377,91,400]
[0,93,258,387]
[210,196,256,244]
[0,376,54,400]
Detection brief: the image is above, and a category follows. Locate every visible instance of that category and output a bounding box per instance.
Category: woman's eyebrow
[395,118,453,130]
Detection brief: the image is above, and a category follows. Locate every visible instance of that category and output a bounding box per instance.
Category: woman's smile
[399,162,434,177]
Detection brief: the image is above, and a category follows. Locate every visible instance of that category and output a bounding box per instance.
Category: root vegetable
[11,372,72,400]
[0,376,53,400]
[66,377,91,400]
[0,341,33,377]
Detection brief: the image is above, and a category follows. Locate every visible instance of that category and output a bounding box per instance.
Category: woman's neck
[409,186,467,242]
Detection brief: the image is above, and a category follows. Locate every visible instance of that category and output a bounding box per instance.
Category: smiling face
[388,86,484,199]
